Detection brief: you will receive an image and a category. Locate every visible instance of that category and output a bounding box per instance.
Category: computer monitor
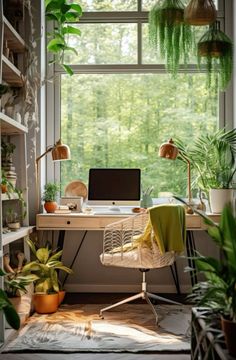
[87,168,141,206]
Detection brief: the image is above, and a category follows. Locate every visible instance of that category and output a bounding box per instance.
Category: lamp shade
[159,139,179,160]
[51,139,71,161]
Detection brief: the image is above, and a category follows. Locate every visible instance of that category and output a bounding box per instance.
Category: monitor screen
[87,168,141,206]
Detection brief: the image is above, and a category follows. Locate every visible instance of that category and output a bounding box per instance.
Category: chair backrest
[100,212,175,269]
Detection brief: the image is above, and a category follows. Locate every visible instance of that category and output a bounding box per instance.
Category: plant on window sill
[45,0,83,76]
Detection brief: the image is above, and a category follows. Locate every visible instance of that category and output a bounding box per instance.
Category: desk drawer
[186,216,201,229]
[37,216,86,229]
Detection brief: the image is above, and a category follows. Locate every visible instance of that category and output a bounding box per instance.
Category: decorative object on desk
[36,139,71,210]
[159,138,193,214]
[54,205,71,214]
[0,268,20,330]
[64,180,87,200]
[184,0,216,25]
[60,196,83,212]
[197,21,233,90]
[2,303,191,353]
[140,186,153,208]
[149,0,194,76]
[177,128,236,213]
[42,182,60,213]
[22,238,73,314]
[176,198,236,357]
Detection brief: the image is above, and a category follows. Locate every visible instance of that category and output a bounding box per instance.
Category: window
[52,0,223,198]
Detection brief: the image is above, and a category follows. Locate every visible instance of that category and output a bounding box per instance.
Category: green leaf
[62,64,74,76]
[27,239,37,257]
[22,261,41,272]
[51,270,59,292]
[62,26,81,36]
[48,250,63,262]
[54,265,73,274]
[70,3,82,15]
[36,248,50,264]
[4,305,20,330]
[0,268,6,276]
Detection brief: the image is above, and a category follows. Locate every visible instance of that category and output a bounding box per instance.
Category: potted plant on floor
[42,182,60,213]
[22,238,73,314]
[175,197,236,356]
[0,269,20,330]
[176,128,236,213]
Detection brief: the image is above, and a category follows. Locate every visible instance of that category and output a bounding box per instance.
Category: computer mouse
[109,206,121,212]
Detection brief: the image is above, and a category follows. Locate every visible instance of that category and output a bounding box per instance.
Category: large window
[54,0,222,198]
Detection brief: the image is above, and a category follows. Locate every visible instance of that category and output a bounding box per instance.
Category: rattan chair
[100,210,183,323]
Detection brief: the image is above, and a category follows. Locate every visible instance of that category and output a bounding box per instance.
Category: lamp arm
[36,146,54,164]
[178,151,192,204]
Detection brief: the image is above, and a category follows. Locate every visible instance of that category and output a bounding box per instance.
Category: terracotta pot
[58,290,66,305]
[221,316,236,356]
[1,184,7,193]
[44,201,58,213]
[33,293,59,314]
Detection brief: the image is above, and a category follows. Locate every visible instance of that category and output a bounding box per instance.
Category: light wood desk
[36,212,220,290]
[36,212,220,231]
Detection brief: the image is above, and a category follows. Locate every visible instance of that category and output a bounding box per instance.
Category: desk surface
[36,212,220,231]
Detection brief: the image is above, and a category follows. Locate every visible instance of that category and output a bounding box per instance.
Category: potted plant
[45,0,82,75]
[0,269,20,330]
[42,182,60,213]
[176,128,236,213]
[149,0,194,75]
[184,204,236,356]
[22,238,73,314]
[6,208,21,231]
[197,21,233,90]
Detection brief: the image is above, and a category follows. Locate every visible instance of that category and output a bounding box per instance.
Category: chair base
[99,271,181,324]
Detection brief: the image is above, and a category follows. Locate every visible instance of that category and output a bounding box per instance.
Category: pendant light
[184,0,217,26]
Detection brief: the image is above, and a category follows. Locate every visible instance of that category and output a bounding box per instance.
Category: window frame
[45,0,232,183]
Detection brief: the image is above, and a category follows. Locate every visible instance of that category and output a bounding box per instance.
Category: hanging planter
[197,21,233,90]
[184,0,217,26]
[149,0,194,75]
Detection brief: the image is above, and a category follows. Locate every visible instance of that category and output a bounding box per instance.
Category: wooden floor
[1,293,190,360]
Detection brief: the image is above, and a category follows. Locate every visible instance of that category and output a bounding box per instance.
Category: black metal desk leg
[186,230,198,287]
[170,262,181,294]
[62,230,88,287]
[57,230,66,251]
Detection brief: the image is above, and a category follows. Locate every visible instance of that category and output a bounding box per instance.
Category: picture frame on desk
[60,196,83,212]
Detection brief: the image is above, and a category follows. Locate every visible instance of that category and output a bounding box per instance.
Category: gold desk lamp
[36,139,71,211]
[159,138,193,213]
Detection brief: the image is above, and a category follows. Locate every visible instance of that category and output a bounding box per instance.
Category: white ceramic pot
[209,188,234,214]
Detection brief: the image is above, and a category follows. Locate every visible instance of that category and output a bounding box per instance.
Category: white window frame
[45,0,233,183]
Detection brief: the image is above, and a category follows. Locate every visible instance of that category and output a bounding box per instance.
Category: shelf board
[3,16,26,52]
[1,193,19,201]
[0,112,28,134]
[3,226,34,246]
[2,55,23,87]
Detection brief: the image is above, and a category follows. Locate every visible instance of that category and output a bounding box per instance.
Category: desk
[36,212,220,290]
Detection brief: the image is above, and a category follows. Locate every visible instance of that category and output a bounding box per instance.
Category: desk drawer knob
[67,221,71,225]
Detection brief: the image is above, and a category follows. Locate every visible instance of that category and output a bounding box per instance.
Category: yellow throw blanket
[111,204,186,255]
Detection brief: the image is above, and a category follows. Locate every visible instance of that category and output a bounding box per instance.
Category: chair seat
[100,242,175,269]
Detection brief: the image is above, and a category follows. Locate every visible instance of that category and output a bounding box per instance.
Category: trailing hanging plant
[149,0,194,75]
[45,0,83,76]
[198,21,233,90]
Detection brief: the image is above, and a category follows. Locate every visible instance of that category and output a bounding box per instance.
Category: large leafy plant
[45,0,82,75]
[22,239,72,293]
[187,205,236,321]
[0,269,20,330]
[176,128,236,195]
